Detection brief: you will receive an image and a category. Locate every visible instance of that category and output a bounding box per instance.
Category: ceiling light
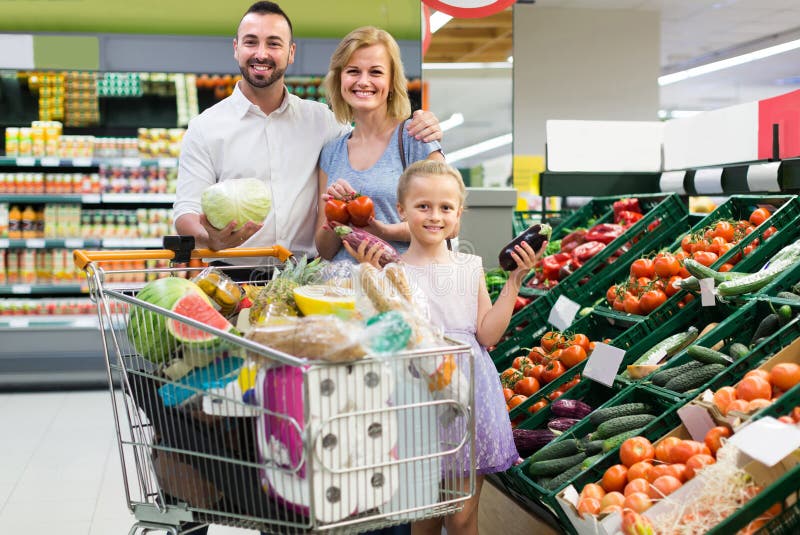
[659,37,800,86]
[658,109,703,119]
[422,61,513,70]
[440,112,464,132]
[447,133,512,164]
[430,11,453,33]
[507,56,514,63]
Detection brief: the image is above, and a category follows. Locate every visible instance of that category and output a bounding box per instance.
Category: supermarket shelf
[0,284,86,295]
[0,156,178,168]
[101,238,163,248]
[100,193,175,204]
[0,238,102,249]
[0,314,99,329]
[0,193,174,204]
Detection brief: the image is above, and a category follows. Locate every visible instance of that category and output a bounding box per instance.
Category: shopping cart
[74,240,475,535]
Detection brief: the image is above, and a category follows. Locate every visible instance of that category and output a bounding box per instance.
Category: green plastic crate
[513,209,572,237]
[754,257,800,300]
[548,193,675,239]
[508,385,685,533]
[757,496,800,535]
[502,309,647,421]
[645,299,800,400]
[592,195,800,321]
[490,291,559,366]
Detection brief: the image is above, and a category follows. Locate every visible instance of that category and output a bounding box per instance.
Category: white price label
[120,158,142,168]
[643,348,667,366]
[158,158,178,168]
[25,239,46,249]
[561,485,580,508]
[64,239,84,249]
[0,239,9,248]
[730,416,800,467]
[81,194,101,204]
[16,157,36,166]
[72,158,93,167]
[7,318,29,329]
[677,404,717,442]
[583,342,626,387]
[40,157,61,166]
[11,284,32,294]
[699,278,716,307]
[548,295,581,331]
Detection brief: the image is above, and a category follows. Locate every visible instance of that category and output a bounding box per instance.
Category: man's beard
[240,60,285,89]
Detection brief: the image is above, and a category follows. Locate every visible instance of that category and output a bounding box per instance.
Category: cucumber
[777,305,793,326]
[588,402,652,426]
[527,451,587,477]
[594,414,657,440]
[751,314,780,345]
[683,259,747,283]
[581,453,604,470]
[727,342,750,360]
[545,463,584,491]
[687,345,732,365]
[663,363,726,393]
[717,261,795,297]
[777,291,800,301]
[651,360,705,386]
[679,276,700,291]
[530,438,580,463]
[578,438,605,455]
[601,428,645,453]
[632,327,700,365]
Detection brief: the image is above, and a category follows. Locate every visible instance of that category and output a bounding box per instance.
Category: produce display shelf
[645,299,800,400]
[591,194,800,322]
[512,209,572,237]
[509,384,685,534]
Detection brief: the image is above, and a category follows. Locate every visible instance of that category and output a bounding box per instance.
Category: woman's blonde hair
[397,160,467,205]
[324,26,411,124]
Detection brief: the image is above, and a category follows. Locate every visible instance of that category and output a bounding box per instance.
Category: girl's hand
[508,240,545,283]
[342,239,384,268]
[323,178,356,201]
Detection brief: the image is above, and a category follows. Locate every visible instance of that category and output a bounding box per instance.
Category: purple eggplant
[498,223,552,271]
[512,428,556,458]
[547,417,580,433]
[551,398,593,419]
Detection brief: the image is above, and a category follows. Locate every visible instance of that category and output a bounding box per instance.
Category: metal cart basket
[74,244,475,535]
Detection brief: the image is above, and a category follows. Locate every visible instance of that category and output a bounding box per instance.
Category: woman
[315,26,444,263]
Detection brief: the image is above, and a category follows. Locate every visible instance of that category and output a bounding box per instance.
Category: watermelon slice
[167,292,234,344]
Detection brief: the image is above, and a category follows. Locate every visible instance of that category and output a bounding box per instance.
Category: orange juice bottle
[8,205,21,239]
[21,205,36,239]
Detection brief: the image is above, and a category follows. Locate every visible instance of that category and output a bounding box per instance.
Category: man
[174,1,441,272]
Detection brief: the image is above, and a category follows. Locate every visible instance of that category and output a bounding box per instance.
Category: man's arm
[175,213,260,251]
[406,109,442,143]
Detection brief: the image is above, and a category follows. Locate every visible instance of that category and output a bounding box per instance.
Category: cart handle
[73,245,293,270]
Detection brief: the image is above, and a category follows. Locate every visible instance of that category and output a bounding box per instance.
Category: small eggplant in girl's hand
[498,223,552,271]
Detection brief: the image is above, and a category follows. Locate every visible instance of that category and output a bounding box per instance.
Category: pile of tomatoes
[709,362,800,416]
[606,207,777,315]
[501,330,599,416]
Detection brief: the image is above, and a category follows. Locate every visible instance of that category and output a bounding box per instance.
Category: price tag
[561,485,580,508]
[72,158,93,167]
[699,278,716,307]
[8,318,29,329]
[0,239,9,248]
[40,157,61,167]
[11,284,32,294]
[16,157,36,166]
[583,342,626,387]
[158,158,178,168]
[64,239,84,249]
[677,404,717,442]
[81,194,101,204]
[120,158,142,168]
[548,295,581,331]
[25,239,46,249]
[643,348,667,366]
[729,416,800,467]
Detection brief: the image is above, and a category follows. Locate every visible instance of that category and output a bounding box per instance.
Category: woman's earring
[388,91,393,101]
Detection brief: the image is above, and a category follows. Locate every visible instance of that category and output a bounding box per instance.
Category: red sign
[758,89,800,160]
[422,0,517,19]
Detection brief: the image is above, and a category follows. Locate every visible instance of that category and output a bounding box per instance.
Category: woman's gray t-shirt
[320,121,441,263]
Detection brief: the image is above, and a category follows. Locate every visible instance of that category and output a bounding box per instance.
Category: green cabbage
[201,178,272,230]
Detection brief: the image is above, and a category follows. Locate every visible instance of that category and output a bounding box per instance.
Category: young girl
[386,160,543,535]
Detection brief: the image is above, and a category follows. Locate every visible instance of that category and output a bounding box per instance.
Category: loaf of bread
[245,315,366,363]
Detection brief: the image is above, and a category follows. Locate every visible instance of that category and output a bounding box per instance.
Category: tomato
[560,344,587,368]
[630,258,655,279]
[684,454,715,479]
[736,375,772,401]
[622,492,651,513]
[648,475,682,499]
[638,289,667,314]
[704,426,732,455]
[506,394,527,411]
[747,398,772,412]
[577,497,601,518]
[653,253,681,279]
[620,437,655,467]
[346,194,375,226]
[500,368,523,388]
[526,364,545,381]
[514,376,540,396]
[712,385,737,415]
[681,235,695,253]
[569,333,591,351]
[742,243,756,257]
[669,440,708,464]
[512,356,533,371]
[763,225,778,240]
[690,239,710,254]
[580,483,606,501]
[627,461,653,483]
[623,478,650,497]
[692,250,718,267]
[607,285,619,306]
[527,399,548,414]
[718,262,734,272]
[655,436,681,463]
[541,360,567,384]
[707,236,727,256]
[324,198,350,224]
[744,369,770,381]
[713,221,735,242]
[727,398,751,413]
[623,293,642,315]
[601,464,629,493]
[541,331,562,352]
[527,346,549,365]
[665,463,688,483]
[665,275,682,297]
[749,207,771,226]
[770,362,800,392]
[613,296,626,312]
[791,406,800,423]
[646,464,675,483]
[561,374,582,391]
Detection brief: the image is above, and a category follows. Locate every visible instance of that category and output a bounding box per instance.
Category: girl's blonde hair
[324,26,411,124]
[397,160,467,205]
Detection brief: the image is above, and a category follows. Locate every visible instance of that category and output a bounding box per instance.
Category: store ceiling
[427,0,800,167]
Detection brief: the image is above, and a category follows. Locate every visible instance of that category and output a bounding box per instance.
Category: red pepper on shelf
[541,252,572,281]
[560,228,587,254]
[615,210,644,226]
[585,223,625,244]
[613,198,641,216]
[513,295,531,312]
[570,240,606,268]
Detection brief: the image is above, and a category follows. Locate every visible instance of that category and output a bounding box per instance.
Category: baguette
[384,263,412,301]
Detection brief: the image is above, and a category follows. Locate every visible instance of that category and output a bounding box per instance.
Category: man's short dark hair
[238,1,293,40]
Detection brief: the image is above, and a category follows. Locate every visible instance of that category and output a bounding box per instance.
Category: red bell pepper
[585,223,625,245]
[616,210,644,226]
[513,296,532,312]
[560,228,587,254]
[613,198,641,216]
[541,252,571,281]
[570,241,606,268]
